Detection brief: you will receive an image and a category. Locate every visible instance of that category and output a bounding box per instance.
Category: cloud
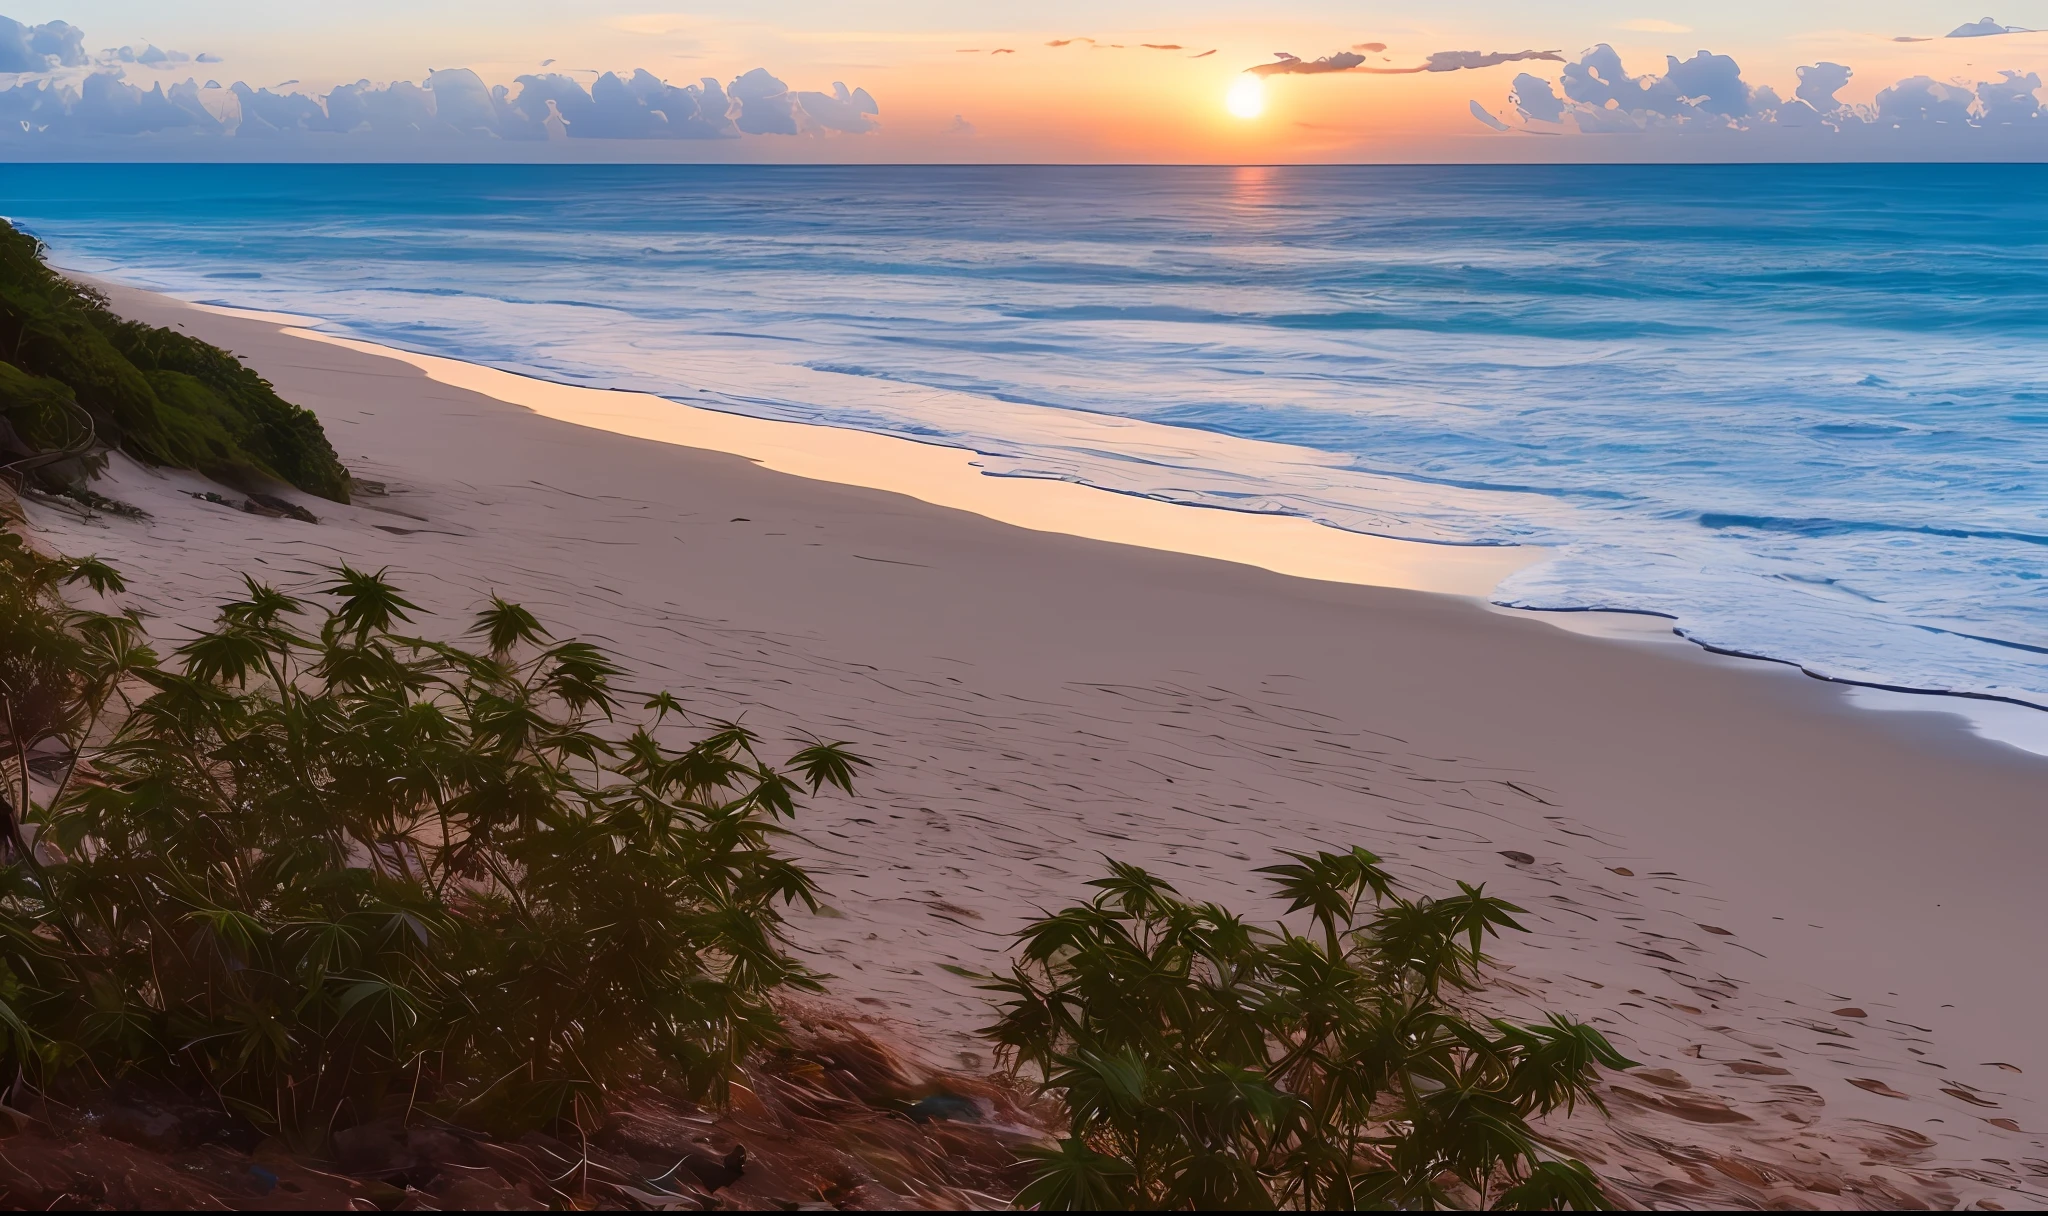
[503,69,738,139]
[1423,49,1565,73]
[794,81,878,133]
[0,9,875,146]
[98,42,208,69]
[729,67,798,135]
[1560,44,1758,119]
[0,15,86,72]
[1,62,878,144]
[1978,70,2043,122]
[1511,72,1566,122]
[1249,52,1365,75]
[1468,100,1510,130]
[72,72,220,135]
[1492,43,2048,144]
[424,68,498,135]
[1795,62,1852,110]
[1876,75,1977,123]
[943,114,974,137]
[1949,17,2035,37]
[1046,36,1202,53]
[1352,42,1387,53]
[196,53,220,64]
[1248,48,1562,76]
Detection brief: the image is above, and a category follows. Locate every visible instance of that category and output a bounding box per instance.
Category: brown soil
[0,1008,1047,1211]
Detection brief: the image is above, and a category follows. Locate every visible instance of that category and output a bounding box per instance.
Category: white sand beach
[21,284,2048,1209]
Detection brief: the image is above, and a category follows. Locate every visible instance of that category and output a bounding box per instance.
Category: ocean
[4,163,2044,712]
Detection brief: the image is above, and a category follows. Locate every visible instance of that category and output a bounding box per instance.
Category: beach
[23,283,2048,1208]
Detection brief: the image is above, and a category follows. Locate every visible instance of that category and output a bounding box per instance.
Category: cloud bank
[0,10,876,145]
[1486,43,2046,145]
[2,66,878,142]
[2,72,875,148]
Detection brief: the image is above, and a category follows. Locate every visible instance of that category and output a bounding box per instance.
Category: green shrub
[0,219,349,502]
[0,535,862,1143]
[973,850,1633,1210]
[0,360,89,458]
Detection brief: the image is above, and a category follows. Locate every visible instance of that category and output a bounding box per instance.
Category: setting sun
[1225,76,1265,119]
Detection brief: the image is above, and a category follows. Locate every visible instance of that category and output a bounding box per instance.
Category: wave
[5,163,2043,710]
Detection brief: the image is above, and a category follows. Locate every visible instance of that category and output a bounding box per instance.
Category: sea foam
[6,163,2044,709]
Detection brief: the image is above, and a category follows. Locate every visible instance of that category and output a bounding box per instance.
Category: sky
[2,2,2046,160]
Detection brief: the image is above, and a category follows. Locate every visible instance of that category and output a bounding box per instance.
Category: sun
[1225,76,1265,119]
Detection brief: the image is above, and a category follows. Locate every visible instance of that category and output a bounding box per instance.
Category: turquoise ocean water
[4,163,2044,711]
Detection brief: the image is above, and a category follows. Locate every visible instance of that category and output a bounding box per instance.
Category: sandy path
[19,285,2048,1207]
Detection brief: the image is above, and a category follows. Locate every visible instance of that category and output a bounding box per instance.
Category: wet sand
[22,283,2048,1207]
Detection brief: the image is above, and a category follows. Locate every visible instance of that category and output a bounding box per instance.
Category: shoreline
[1496,603,2048,757]
[285,325,1540,600]
[211,302,2048,758]
[26,282,2048,1207]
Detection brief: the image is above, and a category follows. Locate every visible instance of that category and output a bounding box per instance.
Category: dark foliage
[0,532,865,1149]
[974,850,1634,1209]
[0,219,349,502]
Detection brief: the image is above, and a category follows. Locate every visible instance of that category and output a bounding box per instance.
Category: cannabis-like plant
[0,534,862,1143]
[975,850,1633,1210]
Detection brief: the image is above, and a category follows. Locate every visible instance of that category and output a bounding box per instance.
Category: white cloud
[1794,62,1852,111]
[1510,72,1565,123]
[1561,45,1759,121]
[1978,71,2043,123]
[0,60,870,145]
[794,82,878,134]
[729,67,798,135]
[0,15,85,72]
[1876,75,1978,124]
[1494,44,2047,144]
[0,8,872,144]
[70,72,221,135]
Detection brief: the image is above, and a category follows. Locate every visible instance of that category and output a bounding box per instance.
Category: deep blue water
[4,163,2045,707]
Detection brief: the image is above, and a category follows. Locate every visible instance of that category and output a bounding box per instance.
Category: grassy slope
[0,219,349,502]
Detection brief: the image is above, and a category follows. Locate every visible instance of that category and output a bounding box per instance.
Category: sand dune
[20,285,2048,1208]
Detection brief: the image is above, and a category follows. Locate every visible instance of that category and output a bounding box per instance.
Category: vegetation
[974,850,1634,1210]
[2,511,1629,1206]
[0,218,350,502]
[0,529,862,1144]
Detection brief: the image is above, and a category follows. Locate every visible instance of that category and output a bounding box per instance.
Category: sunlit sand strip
[188,301,329,327]
[288,329,1542,597]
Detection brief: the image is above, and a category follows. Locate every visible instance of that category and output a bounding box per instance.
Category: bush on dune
[973,850,1633,1210]
[0,529,861,1142]
[0,219,350,502]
